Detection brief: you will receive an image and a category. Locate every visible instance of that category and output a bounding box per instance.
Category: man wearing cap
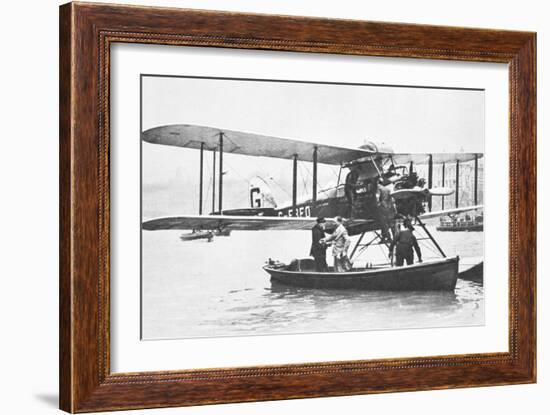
[388,219,422,266]
[310,217,328,272]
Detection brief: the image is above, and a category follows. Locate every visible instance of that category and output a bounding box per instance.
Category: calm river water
[142,226,484,340]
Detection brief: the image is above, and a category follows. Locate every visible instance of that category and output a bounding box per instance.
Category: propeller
[427,187,454,196]
[390,186,454,200]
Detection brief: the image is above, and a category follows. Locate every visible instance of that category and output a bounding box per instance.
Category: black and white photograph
[140,74,485,340]
[3,0,545,414]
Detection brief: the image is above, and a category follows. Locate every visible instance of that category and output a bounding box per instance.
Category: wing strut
[474,154,479,205]
[455,159,460,208]
[199,142,204,214]
[441,162,446,210]
[219,132,224,213]
[312,146,318,202]
[292,154,298,211]
[212,146,216,213]
[428,154,433,212]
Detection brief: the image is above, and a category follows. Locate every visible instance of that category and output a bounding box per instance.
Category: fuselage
[221,154,427,235]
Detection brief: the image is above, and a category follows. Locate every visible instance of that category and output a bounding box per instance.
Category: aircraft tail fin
[249,177,277,208]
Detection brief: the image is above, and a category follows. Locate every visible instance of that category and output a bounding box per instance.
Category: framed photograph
[59,2,536,412]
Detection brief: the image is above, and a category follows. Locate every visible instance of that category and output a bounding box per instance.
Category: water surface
[142,227,484,339]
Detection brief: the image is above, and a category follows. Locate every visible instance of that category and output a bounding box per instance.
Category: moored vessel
[436,212,483,232]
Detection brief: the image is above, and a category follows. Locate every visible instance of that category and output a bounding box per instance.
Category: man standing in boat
[389,219,422,266]
[322,216,352,272]
[310,217,328,272]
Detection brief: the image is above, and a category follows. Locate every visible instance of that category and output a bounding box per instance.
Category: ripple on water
[142,229,484,339]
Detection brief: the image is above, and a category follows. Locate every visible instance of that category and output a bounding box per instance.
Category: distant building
[415,157,483,211]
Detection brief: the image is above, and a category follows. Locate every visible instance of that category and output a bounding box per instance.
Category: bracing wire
[415,226,441,258]
[223,158,252,186]
[418,239,440,257]
[329,166,340,180]
[205,175,211,201]
[203,152,213,208]
[261,170,292,199]
[221,158,259,207]
[377,240,389,259]
[298,162,309,196]
[300,161,326,194]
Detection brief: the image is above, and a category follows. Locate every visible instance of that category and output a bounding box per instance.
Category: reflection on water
[142,228,484,340]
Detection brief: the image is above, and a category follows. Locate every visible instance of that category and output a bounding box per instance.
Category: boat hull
[458,261,483,283]
[264,257,459,291]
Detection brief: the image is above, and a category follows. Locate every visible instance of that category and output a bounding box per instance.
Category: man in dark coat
[310,217,328,272]
[344,169,358,218]
[388,219,422,266]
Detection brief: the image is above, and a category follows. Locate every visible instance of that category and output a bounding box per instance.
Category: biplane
[141,124,483,290]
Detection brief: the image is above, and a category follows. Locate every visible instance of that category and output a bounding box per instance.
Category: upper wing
[391,153,483,165]
[142,214,373,233]
[418,205,483,220]
[142,124,375,165]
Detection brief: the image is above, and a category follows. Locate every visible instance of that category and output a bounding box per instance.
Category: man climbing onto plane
[322,216,352,272]
[377,180,396,243]
[344,169,358,218]
[388,218,422,266]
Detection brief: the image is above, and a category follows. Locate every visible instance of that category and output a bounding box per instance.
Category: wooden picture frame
[59,2,536,412]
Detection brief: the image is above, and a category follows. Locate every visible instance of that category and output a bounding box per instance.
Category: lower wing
[142,215,373,233]
[418,205,483,220]
[144,215,319,231]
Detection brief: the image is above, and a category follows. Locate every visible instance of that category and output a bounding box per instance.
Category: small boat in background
[436,211,483,232]
[213,229,232,237]
[179,229,230,242]
[263,257,459,291]
[180,230,213,242]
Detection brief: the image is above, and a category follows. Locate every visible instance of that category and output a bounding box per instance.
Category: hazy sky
[141,76,484,217]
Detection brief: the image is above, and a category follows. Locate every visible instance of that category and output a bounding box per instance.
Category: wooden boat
[263,256,459,291]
